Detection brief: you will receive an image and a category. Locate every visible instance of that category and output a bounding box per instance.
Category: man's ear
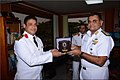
[23,24,26,28]
[100,20,103,26]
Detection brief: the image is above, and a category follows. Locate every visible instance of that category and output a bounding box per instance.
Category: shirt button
[90,48,93,50]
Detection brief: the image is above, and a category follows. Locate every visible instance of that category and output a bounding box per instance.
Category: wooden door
[0,16,8,80]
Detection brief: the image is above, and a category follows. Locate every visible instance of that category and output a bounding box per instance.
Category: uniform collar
[23,31,36,41]
[78,32,86,35]
[87,28,102,37]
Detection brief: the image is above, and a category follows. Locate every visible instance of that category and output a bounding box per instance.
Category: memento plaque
[56,37,71,53]
[58,40,71,53]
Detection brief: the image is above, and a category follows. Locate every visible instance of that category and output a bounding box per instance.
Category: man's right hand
[51,49,62,57]
[67,45,81,56]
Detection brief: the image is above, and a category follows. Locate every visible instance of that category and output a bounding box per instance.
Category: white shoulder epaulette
[101,30,110,36]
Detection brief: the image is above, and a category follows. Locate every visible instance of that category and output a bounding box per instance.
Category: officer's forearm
[80,52,107,67]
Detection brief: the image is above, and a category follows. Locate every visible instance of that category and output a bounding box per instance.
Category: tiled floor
[43,55,73,80]
[49,63,72,80]
[43,61,120,80]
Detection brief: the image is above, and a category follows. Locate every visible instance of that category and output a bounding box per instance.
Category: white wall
[68,17,88,23]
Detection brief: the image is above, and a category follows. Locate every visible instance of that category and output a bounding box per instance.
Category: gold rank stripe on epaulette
[95,31,99,35]
[101,30,110,36]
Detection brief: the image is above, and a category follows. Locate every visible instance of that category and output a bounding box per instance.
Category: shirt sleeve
[72,36,77,45]
[97,36,114,57]
[14,40,53,66]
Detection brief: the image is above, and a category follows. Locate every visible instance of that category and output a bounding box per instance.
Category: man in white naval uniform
[69,13,114,80]
[14,15,62,79]
[72,24,87,80]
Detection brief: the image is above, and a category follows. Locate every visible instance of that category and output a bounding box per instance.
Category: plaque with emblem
[56,37,71,53]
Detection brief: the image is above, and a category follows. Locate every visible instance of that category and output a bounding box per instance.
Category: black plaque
[58,40,71,53]
[56,37,71,53]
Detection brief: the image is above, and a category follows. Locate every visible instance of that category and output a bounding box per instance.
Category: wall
[12,12,51,25]
[63,15,68,37]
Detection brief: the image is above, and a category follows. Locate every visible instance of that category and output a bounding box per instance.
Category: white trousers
[72,61,80,80]
[80,66,109,80]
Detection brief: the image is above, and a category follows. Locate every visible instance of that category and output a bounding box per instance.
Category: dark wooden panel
[11,4,53,19]
[58,15,63,37]
[0,17,9,80]
[0,4,12,12]
[105,9,114,32]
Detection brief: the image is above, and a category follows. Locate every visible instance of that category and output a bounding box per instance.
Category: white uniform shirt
[72,32,84,46]
[81,28,114,68]
[14,31,53,79]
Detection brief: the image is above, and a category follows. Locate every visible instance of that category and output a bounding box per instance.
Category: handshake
[51,45,82,57]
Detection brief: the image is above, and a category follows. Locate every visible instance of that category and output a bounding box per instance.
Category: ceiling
[1,0,120,17]
[26,0,120,15]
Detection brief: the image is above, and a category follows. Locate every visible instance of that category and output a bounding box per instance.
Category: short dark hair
[88,12,102,20]
[24,15,37,24]
[78,23,87,32]
[79,23,87,29]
